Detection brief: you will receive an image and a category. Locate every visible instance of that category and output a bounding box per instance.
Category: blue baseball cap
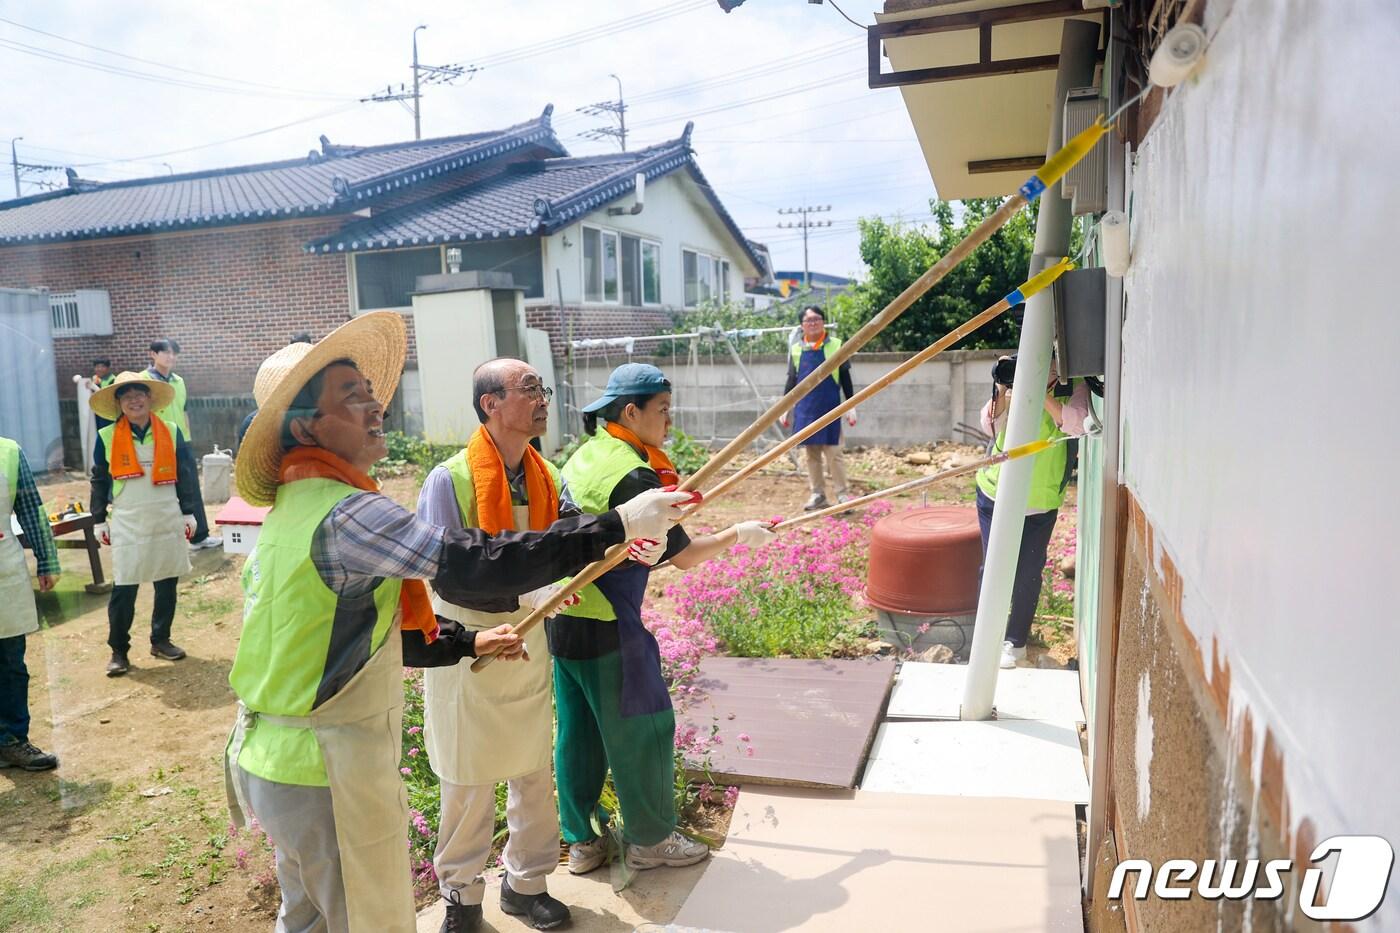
[581,362,672,413]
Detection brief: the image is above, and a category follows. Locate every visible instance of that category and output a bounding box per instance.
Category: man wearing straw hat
[224,312,692,933]
[88,372,200,676]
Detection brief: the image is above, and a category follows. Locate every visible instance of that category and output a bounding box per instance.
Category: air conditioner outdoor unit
[1062,88,1108,216]
[48,289,113,337]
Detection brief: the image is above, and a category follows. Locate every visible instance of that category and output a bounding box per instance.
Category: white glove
[731,521,779,548]
[628,537,666,567]
[95,523,111,546]
[614,489,698,542]
[519,583,581,612]
[183,515,198,541]
[846,408,858,427]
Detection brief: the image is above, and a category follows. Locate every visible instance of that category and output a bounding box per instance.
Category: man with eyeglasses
[416,358,579,931]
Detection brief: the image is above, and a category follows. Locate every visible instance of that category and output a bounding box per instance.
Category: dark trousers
[107,578,178,653]
[179,444,211,543]
[976,489,1058,649]
[0,635,29,745]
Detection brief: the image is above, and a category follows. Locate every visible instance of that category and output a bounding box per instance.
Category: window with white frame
[683,248,731,308]
[585,226,660,306]
[354,247,442,310]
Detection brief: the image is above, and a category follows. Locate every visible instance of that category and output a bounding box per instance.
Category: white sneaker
[625,831,709,870]
[999,641,1026,669]
[568,837,609,875]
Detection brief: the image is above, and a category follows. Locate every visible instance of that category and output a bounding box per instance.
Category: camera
[992,355,1073,397]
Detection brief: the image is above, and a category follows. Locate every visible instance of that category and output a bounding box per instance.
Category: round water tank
[865,506,982,616]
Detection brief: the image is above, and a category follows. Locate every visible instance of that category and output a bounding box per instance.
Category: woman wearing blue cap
[551,362,776,876]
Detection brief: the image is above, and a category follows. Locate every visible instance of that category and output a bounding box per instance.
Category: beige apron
[225,623,416,933]
[109,440,190,586]
[423,504,553,786]
[0,469,40,640]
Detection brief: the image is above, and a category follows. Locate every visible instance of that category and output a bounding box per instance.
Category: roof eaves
[0,199,343,248]
[533,127,696,234]
[333,105,567,206]
[682,158,764,274]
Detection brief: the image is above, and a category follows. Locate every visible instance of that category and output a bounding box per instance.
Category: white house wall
[537,171,754,311]
[1119,0,1400,921]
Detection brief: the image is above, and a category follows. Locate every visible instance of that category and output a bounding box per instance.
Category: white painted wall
[1120,0,1400,921]
[537,171,756,309]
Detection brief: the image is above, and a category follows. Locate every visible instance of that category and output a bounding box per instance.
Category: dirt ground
[1,442,1076,932]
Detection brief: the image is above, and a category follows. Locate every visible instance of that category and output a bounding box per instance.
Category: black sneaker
[500,878,571,930]
[150,641,186,661]
[0,741,59,771]
[439,901,482,933]
[106,651,130,677]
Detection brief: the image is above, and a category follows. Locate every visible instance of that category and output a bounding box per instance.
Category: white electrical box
[48,289,113,337]
[1062,88,1108,216]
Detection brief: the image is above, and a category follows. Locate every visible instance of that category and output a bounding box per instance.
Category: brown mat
[677,657,896,788]
[675,787,1082,933]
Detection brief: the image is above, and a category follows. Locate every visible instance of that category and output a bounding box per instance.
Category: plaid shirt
[12,457,59,577]
[311,491,446,598]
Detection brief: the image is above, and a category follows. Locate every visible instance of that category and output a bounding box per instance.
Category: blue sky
[0,0,941,278]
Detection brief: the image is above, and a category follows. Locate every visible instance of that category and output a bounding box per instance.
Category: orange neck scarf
[278,447,439,643]
[804,331,826,351]
[605,421,680,487]
[466,427,559,534]
[110,416,178,485]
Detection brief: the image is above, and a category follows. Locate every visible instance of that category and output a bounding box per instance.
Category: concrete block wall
[560,348,1008,448]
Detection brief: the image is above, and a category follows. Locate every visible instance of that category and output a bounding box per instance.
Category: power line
[456,1,709,72]
[613,69,866,133]
[824,0,869,32]
[0,15,349,99]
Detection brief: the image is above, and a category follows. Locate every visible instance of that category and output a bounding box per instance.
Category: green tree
[828,197,1054,352]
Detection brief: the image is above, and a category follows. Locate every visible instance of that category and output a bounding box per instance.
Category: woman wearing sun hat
[222,314,693,933]
[552,362,778,877]
[88,372,199,677]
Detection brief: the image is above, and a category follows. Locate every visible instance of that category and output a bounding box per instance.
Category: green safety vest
[0,437,19,508]
[558,429,654,622]
[97,374,115,388]
[146,370,189,435]
[789,335,844,386]
[439,447,563,530]
[976,403,1071,512]
[230,478,403,786]
[98,418,186,500]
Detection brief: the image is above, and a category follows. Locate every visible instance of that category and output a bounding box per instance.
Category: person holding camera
[976,355,1090,668]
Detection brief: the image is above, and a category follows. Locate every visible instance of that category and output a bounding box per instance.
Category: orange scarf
[465,427,559,534]
[804,332,826,351]
[278,447,439,643]
[109,416,178,485]
[604,422,680,487]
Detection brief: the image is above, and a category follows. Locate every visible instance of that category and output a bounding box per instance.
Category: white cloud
[0,0,943,279]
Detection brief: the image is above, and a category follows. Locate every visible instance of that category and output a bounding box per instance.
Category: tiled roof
[308,122,764,273]
[0,107,565,246]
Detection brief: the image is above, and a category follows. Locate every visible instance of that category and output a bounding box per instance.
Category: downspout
[961,18,1102,721]
[1085,11,1130,896]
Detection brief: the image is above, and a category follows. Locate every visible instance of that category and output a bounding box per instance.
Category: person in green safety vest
[975,355,1090,669]
[780,306,858,512]
[145,338,221,550]
[87,358,115,429]
[223,316,692,933]
[553,362,778,877]
[0,436,61,772]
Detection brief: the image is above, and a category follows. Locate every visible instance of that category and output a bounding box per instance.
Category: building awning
[874,0,1104,199]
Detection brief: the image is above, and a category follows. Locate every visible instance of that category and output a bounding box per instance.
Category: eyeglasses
[505,383,554,403]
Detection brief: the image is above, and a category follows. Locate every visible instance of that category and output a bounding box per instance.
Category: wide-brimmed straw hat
[235,312,407,506]
[89,371,176,421]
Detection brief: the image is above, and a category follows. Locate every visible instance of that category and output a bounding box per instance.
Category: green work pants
[553,651,676,847]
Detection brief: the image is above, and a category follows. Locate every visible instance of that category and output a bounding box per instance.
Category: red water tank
[865,506,982,615]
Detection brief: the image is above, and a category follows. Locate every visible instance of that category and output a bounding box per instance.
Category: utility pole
[776,204,832,289]
[579,74,628,151]
[362,25,472,139]
[10,137,21,199]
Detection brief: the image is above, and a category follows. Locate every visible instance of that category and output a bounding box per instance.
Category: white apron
[424,504,553,787]
[225,620,416,933]
[109,439,190,586]
[0,469,40,640]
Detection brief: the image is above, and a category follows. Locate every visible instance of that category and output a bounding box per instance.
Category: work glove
[519,583,581,613]
[614,488,699,542]
[730,520,779,549]
[95,523,111,546]
[846,408,858,427]
[183,515,198,540]
[628,537,666,567]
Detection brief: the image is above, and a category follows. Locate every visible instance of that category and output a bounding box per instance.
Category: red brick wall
[0,218,354,397]
[525,304,675,363]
